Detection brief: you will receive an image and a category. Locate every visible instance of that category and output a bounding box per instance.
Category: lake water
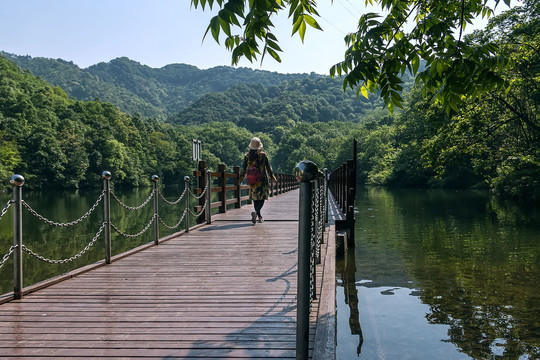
[336,187,540,360]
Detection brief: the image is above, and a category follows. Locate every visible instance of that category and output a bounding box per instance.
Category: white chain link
[0,244,18,269]
[21,222,106,264]
[0,200,13,221]
[188,181,209,200]
[158,188,187,205]
[111,216,155,238]
[158,209,188,230]
[111,189,155,211]
[22,191,105,227]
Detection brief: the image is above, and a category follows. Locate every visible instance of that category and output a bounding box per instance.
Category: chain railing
[1,171,213,300]
[294,160,329,360]
[2,164,298,301]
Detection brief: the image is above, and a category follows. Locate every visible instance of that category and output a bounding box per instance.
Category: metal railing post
[184,176,190,233]
[152,175,159,245]
[294,160,319,360]
[102,171,112,264]
[206,170,212,224]
[297,180,312,360]
[11,174,24,300]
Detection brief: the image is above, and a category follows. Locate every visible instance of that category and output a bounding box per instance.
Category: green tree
[192,0,512,111]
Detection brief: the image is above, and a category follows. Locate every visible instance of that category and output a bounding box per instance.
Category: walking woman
[240,137,277,224]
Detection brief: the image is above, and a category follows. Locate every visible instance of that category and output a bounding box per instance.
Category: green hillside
[2,53,317,120]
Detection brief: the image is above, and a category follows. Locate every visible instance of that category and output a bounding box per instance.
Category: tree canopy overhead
[192,0,512,112]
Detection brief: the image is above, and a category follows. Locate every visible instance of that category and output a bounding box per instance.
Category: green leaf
[298,19,307,42]
[360,85,369,99]
[266,47,282,62]
[388,101,395,114]
[412,54,420,75]
[303,14,322,30]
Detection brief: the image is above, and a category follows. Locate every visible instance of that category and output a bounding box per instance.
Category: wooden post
[234,166,241,209]
[206,170,212,224]
[218,164,227,213]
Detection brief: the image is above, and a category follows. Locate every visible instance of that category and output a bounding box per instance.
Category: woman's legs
[253,199,265,219]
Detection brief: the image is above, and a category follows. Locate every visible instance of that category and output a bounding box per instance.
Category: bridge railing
[295,160,329,360]
[192,160,299,223]
[328,138,357,245]
[0,166,298,301]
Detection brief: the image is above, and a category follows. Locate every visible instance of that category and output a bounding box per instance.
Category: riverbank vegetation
[0,2,538,201]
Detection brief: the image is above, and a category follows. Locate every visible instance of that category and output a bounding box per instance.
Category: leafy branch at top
[193,0,513,113]
[192,0,322,64]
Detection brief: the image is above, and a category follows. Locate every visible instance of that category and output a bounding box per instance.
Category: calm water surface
[336,188,540,360]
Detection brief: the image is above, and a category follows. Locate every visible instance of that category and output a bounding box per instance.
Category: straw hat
[248,137,263,150]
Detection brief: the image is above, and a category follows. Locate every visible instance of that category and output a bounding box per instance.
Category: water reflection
[337,187,540,360]
[337,249,363,355]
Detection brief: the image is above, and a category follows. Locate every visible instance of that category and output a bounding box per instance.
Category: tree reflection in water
[335,187,540,360]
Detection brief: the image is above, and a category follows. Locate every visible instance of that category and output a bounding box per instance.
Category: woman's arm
[239,155,248,182]
[264,154,277,182]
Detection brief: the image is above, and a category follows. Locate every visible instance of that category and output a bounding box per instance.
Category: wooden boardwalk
[0,189,336,359]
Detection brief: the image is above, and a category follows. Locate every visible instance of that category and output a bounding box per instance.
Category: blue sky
[0,0,503,75]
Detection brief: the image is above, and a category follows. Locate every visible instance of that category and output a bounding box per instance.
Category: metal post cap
[101,171,112,180]
[184,176,190,181]
[10,174,25,187]
[295,160,319,182]
[152,175,159,182]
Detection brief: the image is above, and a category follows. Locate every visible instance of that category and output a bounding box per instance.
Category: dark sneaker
[251,212,257,224]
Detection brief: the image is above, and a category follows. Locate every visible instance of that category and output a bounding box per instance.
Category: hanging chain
[111,216,155,238]
[187,198,208,218]
[111,189,155,210]
[0,244,18,270]
[22,223,106,264]
[158,209,188,230]
[22,191,105,227]
[188,181,209,200]
[158,188,187,205]
[0,200,13,221]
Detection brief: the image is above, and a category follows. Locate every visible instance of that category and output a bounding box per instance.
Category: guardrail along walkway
[0,189,335,359]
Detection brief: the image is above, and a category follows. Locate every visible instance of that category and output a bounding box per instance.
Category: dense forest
[0,1,538,201]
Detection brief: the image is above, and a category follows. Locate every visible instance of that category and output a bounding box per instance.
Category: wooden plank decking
[0,189,336,359]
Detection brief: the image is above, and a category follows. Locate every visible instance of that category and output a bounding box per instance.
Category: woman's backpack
[246,164,262,185]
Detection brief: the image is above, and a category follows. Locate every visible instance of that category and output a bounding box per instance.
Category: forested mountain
[169,78,385,133]
[0,54,195,188]
[2,53,318,120]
